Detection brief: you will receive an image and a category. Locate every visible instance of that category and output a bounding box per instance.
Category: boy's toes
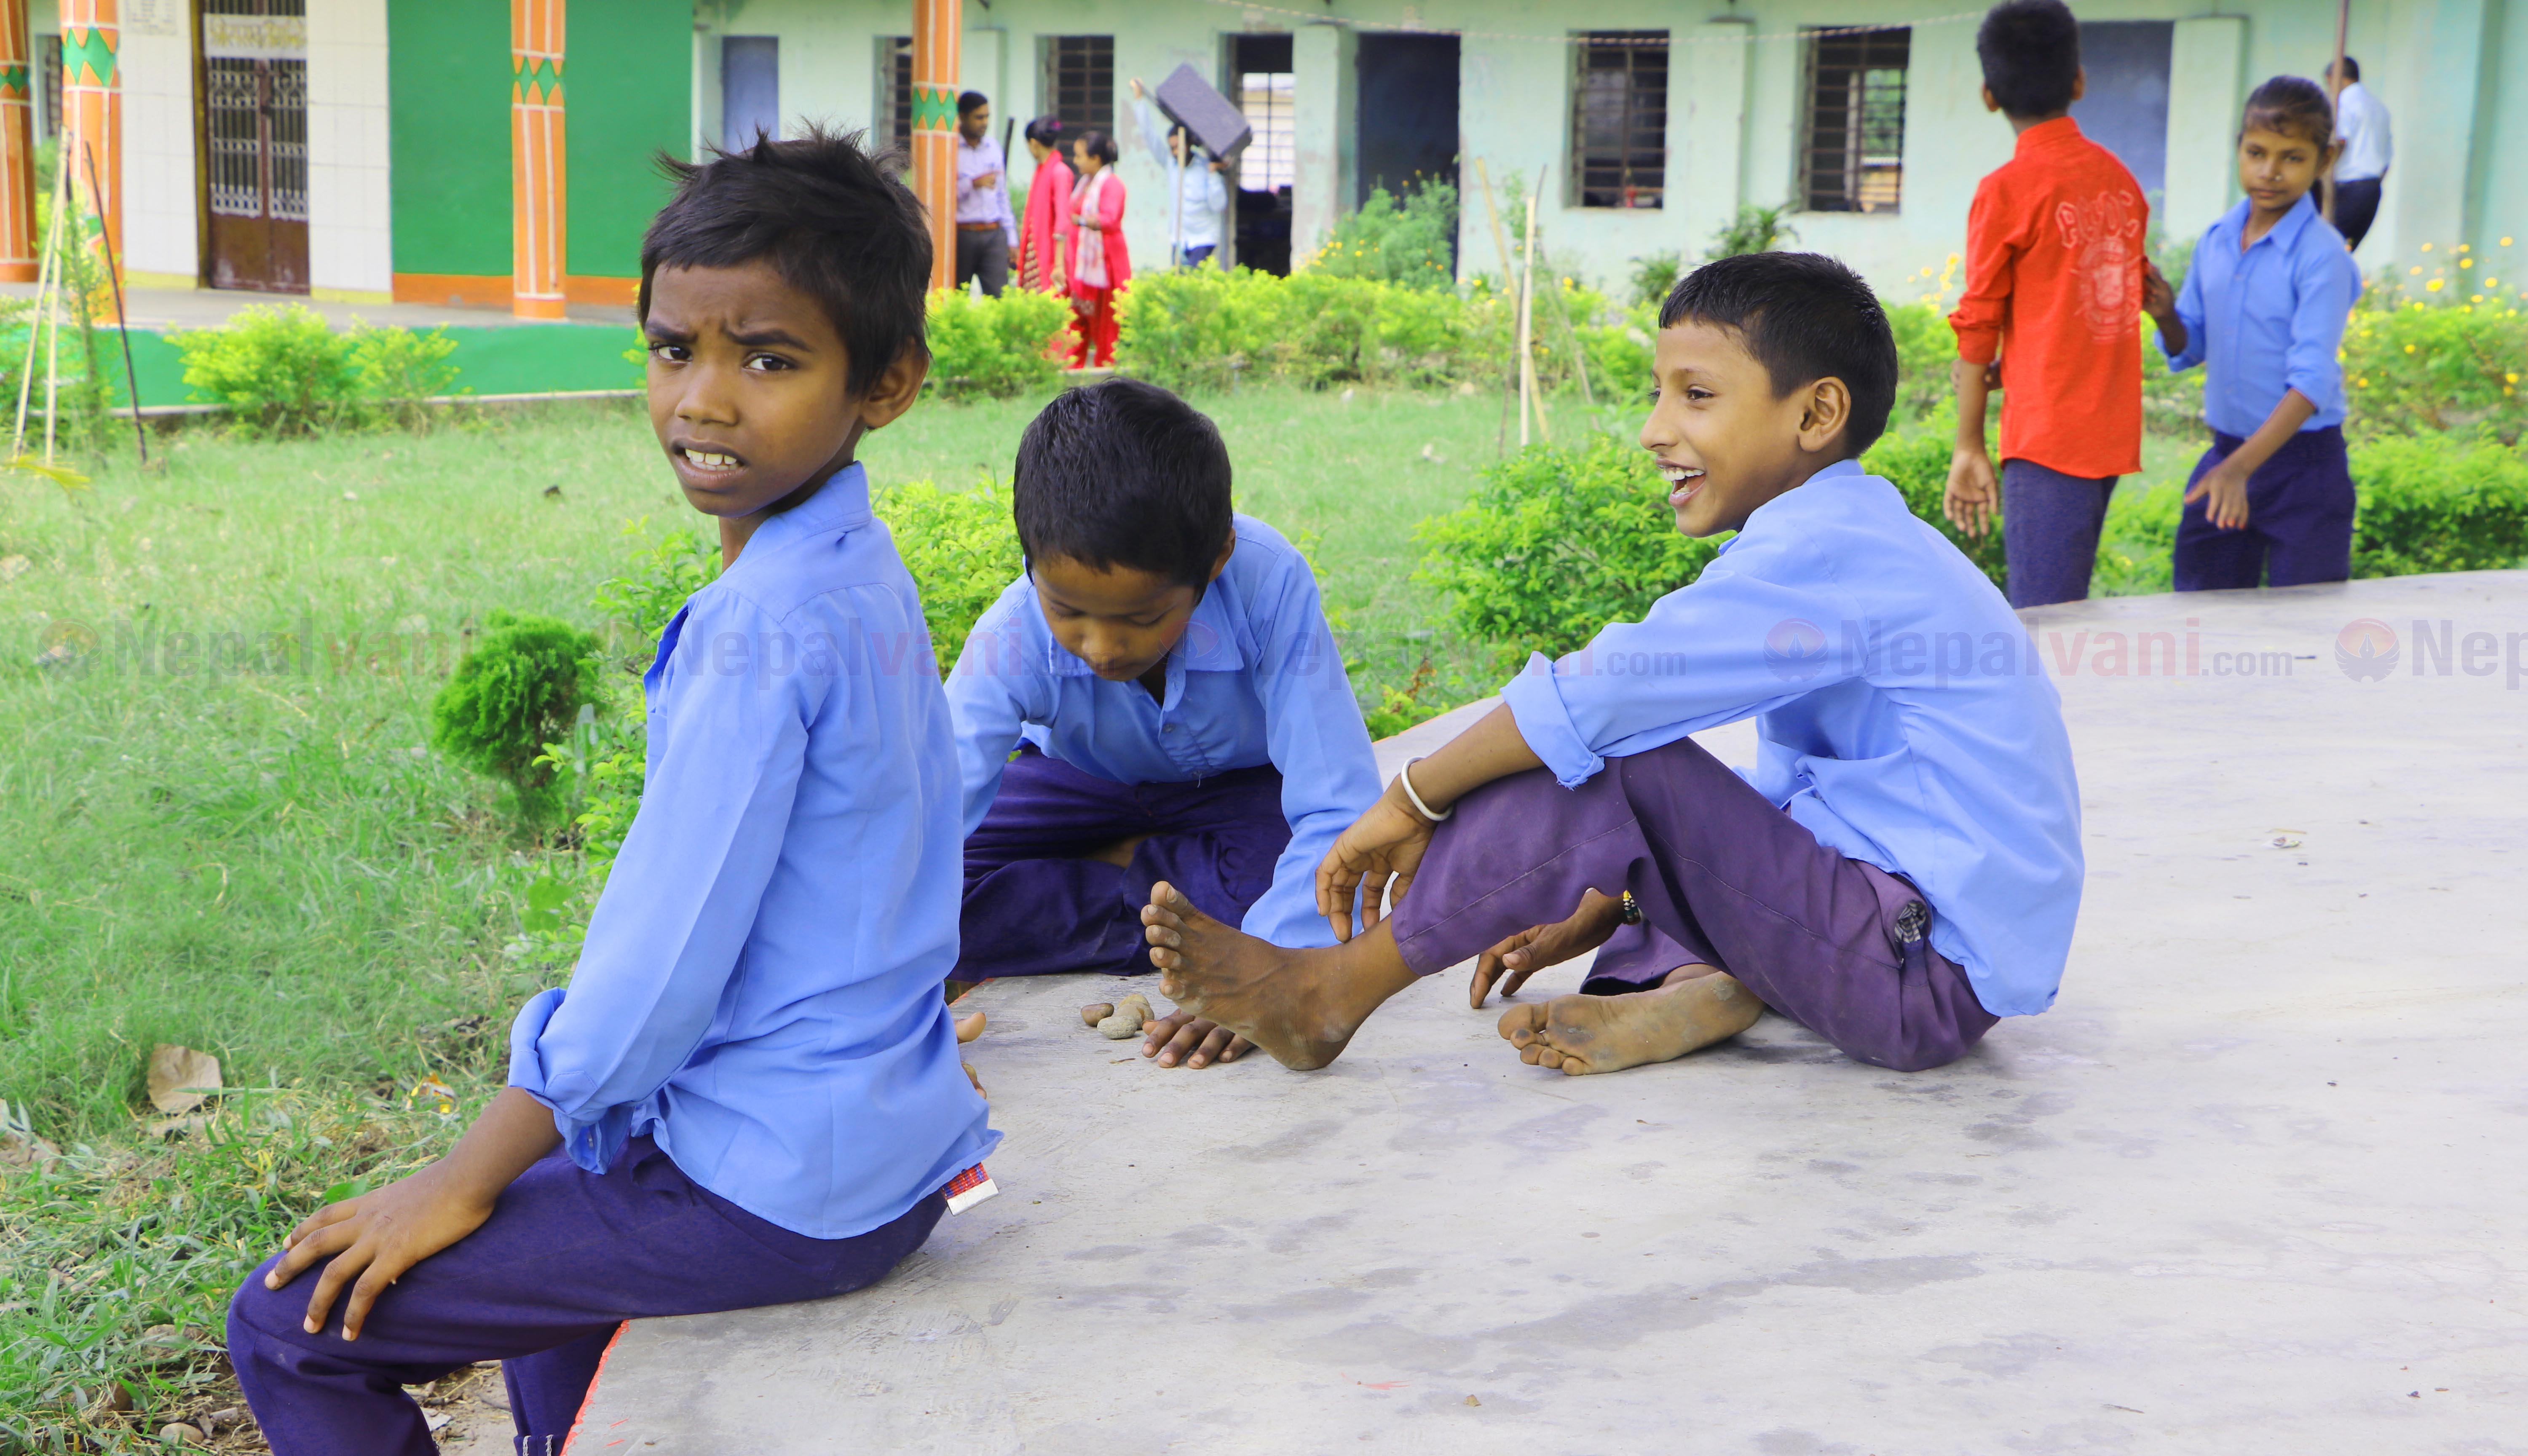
[1497,1003,1547,1044]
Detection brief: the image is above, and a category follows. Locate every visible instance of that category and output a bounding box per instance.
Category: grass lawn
[0,382,2213,1440]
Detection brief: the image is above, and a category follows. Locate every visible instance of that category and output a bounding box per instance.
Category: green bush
[1305,179,1459,291]
[429,610,602,826]
[1414,432,1723,658]
[2342,278,2527,443]
[2349,433,2528,576]
[1883,299,1956,422]
[1628,251,1682,308]
[2092,482,2183,596]
[1704,202,1797,260]
[873,478,1025,670]
[1118,267,1512,392]
[924,286,1071,398]
[169,304,461,435]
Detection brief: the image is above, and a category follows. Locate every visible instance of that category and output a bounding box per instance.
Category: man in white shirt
[955,92,1017,294]
[1129,79,1230,270]
[2326,56,2391,252]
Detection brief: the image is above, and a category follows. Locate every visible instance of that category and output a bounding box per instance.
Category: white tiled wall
[118,0,196,281]
[308,0,391,297]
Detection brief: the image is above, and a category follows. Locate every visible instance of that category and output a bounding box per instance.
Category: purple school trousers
[957,743,1288,979]
[1387,734,1999,1072]
[2175,425,2356,592]
[227,1136,943,1456]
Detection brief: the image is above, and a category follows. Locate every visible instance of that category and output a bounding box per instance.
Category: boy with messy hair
[1945,0,2153,609]
[1142,253,2083,1081]
[225,129,997,1455]
[947,377,1382,1071]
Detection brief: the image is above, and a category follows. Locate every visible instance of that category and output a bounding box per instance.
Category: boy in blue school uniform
[2142,76,2364,591]
[225,129,997,1455]
[1141,254,2085,1079]
[946,379,1382,1071]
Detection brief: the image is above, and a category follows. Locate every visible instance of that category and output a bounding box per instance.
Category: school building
[4,0,2523,319]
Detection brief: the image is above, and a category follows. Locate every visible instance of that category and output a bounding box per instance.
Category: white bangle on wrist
[1398,755,1454,823]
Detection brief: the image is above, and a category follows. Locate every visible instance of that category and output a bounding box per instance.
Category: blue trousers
[227,1137,943,1456]
[2175,426,2355,591]
[957,743,1288,980]
[2001,459,2118,609]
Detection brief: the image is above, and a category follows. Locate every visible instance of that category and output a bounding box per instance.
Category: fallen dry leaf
[147,1044,223,1114]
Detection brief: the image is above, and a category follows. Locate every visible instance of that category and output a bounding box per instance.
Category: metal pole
[82,140,146,463]
[2324,0,2349,226]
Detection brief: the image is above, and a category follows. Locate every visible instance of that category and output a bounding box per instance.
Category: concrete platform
[568,574,2528,1454]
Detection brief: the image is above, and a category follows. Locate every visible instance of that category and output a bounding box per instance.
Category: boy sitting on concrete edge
[227,129,998,1455]
[946,378,1382,1071]
[1143,252,2084,1077]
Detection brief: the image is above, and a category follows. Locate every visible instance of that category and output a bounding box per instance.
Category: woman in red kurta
[1066,131,1130,369]
[1013,116,1076,295]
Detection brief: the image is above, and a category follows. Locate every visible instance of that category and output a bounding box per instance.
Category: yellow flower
[2422,242,2434,251]
[2426,278,2446,292]
[2410,265,2424,275]
[2510,372,2522,383]
[2462,257,2475,268]
[2489,277,2502,287]
[2458,243,2472,252]
[2474,295,2486,303]
[1947,252,1961,265]
[2405,343,2417,353]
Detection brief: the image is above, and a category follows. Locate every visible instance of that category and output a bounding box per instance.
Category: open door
[200,0,309,294]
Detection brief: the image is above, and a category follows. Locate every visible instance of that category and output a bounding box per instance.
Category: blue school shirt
[506,464,997,1239]
[1498,459,2084,1018]
[945,514,1382,950]
[2160,194,2362,438]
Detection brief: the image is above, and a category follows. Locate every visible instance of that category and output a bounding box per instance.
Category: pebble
[1081,1002,1114,1028]
[1097,993,1154,1041]
[159,1424,205,1446]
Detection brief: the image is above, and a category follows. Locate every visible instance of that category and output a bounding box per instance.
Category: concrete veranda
[546,572,2525,1453]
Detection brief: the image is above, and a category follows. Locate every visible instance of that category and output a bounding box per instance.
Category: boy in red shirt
[1944,0,2153,608]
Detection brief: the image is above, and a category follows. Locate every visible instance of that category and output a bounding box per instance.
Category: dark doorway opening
[1228,32,1294,276]
[722,37,779,147]
[200,0,309,294]
[1355,33,1458,207]
[2071,21,2172,205]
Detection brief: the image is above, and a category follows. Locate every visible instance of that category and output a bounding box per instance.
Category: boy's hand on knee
[265,1164,498,1342]
[1470,890,1629,1008]
[1139,1008,1254,1069]
[1943,448,2000,539]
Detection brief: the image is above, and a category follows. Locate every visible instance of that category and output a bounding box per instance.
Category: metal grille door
[201,0,308,292]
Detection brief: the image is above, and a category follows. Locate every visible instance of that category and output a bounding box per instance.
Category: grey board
[574,572,2528,1452]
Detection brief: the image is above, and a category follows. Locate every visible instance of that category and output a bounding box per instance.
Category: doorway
[200,0,309,294]
[1355,33,1457,206]
[2071,21,2173,205]
[722,37,780,148]
[1228,32,1293,276]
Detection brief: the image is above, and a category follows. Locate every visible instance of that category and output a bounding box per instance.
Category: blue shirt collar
[1039,572,1250,678]
[1717,458,1867,555]
[730,462,874,562]
[2213,191,2319,254]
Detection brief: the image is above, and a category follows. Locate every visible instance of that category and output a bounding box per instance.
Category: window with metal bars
[1042,35,1113,137]
[877,36,912,157]
[1570,31,1667,210]
[1802,27,1909,214]
[37,36,59,139]
[1238,71,1294,193]
[203,0,309,223]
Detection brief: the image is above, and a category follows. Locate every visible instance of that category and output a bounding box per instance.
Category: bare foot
[1496,967,1762,1075]
[1140,881,1415,1071]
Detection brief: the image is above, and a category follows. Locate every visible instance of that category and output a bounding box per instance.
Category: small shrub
[349,319,461,426]
[2141,314,2207,440]
[591,516,722,649]
[1414,432,1723,658]
[1883,299,1957,422]
[2341,278,2528,443]
[2093,482,2183,596]
[171,305,464,435]
[1306,179,1459,291]
[873,479,1025,670]
[1705,203,1797,260]
[429,610,602,826]
[924,287,1070,399]
[2349,432,2528,576]
[1628,251,1682,308]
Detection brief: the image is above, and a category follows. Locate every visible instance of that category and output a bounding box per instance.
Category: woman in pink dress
[1012,116,1076,295]
[1066,131,1130,369]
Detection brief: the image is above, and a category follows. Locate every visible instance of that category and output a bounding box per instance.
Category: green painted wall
[567,0,692,279]
[389,0,514,278]
[127,326,643,408]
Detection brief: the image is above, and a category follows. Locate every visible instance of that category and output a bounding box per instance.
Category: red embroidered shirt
[1948,117,2147,478]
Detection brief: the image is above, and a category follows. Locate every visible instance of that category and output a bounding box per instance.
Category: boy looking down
[1945,0,2151,609]
[1142,253,2084,1078]
[946,379,1382,1071]
[226,130,996,1455]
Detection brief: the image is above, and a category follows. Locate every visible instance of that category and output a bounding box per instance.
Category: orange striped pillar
[511,0,566,319]
[61,0,119,296]
[0,0,35,281]
[910,0,960,292]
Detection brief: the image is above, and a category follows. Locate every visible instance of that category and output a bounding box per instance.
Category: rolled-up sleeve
[1947,180,2016,367]
[2161,246,2208,373]
[943,583,1042,838]
[506,591,823,1174]
[1499,540,1860,790]
[1245,556,1382,948]
[2283,244,2359,417]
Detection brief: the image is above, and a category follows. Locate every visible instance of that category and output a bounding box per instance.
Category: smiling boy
[1140,253,2083,1079]
[225,130,997,1455]
[946,379,1380,1071]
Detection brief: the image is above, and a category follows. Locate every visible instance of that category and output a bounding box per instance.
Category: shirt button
[1163,725,1178,733]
